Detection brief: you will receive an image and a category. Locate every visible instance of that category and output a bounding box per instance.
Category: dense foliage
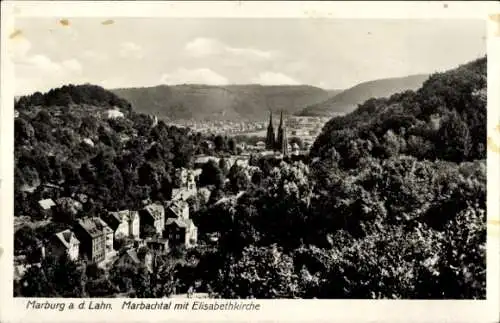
[14,58,487,299]
[15,84,236,217]
[311,58,487,164]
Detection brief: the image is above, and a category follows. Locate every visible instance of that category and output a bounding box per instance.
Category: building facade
[139,203,165,237]
[73,217,106,263]
[105,210,140,239]
[47,229,80,261]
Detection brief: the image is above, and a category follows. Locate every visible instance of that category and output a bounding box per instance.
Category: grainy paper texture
[1,1,500,322]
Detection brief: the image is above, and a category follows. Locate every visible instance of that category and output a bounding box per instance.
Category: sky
[10,18,486,95]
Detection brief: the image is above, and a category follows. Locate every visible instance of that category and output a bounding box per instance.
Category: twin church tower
[265,110,289,156]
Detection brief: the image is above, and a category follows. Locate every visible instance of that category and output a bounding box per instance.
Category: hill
[298,74,429,117]
[310,57,487,165]
[110,84,336,121]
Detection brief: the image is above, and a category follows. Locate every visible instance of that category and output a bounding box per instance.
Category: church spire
[265,110,275,150]
[276,110,289,156]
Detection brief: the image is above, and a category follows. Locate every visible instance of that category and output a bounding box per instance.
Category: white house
[105,108,124,119]
[105,210,140,239]
[47,229,80,261]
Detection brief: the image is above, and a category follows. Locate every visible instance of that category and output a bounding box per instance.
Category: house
[171,168,197,201]
[171,188,188,201]
[114,248,153,273]
[38,198,56,218]
[165,218,198,248]
[73,217,107,263]
[167,200,190,220]
[105,108,124,119]
[46,229,80,261]
[255,141,266,150]
[82,138,94,147]
[103,210,140,239]
[146,238,169,253]
[194,155,220,168]
[96,217,115,257]
[139,204,165,237]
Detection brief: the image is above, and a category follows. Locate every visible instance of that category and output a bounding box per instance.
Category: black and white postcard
[1,1,499,322]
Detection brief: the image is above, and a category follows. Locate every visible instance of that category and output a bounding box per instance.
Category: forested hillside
[14,84,237,215]
[111,84,335,121]
[311,57,486,164]
[299,74,429,117]
[300,57,487,298]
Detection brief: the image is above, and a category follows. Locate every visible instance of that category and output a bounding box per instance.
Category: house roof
[194,155,220,164]
[54,229,79,249]
[165,218,195,229]
[38,199,56,210]
[77,217,109,238]
[168,200,189,218]
[108,210,138,224]
[83,138,94,147]
[106,109,124,119]
[96,218,112,233]
[101,212,121,231]
[144,204,164,218]
[123,249,141,265]
[171,188,185,201]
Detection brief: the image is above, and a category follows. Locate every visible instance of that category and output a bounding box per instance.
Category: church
[265,110,290,156]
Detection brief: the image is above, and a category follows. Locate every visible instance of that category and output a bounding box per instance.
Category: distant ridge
[110,84,339,121]
[298,74,429,117]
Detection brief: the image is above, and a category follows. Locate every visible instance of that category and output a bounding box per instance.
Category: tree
[149,254,178,297]
[228,138,237,154]
[214,135,227,152]
[217,244,300,298]
[199,160,225,188]
[19,254,85,297]
[437,110,472,162]
[228,164,249,193]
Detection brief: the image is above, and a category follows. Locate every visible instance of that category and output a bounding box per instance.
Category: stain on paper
[487,137,500,153]
[488,220,500,238]
[101,19,114,26]
[59,19,70,27]
[487,123,500,153]
[489,14,500,36]
[9,29,23,39]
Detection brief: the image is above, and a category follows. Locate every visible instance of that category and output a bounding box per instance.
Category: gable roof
[54,229,80,249]
[101,212,121,231]
[105,210,139,231]
[165,218,195,229]
[168,200,189,218]
[38,198,56,210]
[122,249,141,265]
[77,217,108,238]
[143,204,164,218]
